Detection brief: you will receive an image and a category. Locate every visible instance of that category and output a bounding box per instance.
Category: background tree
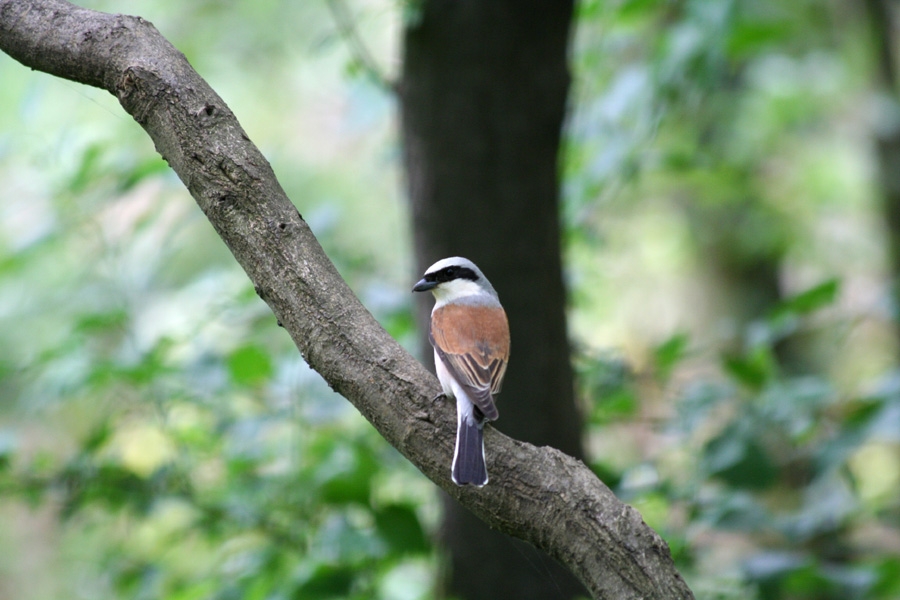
[865,0,900,344]
[401,2,586,598]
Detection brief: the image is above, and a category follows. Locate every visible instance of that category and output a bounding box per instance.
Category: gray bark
[0,1,694,598]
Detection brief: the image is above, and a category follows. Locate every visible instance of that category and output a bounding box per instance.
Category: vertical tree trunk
[400,1,586,598]
[864,0,900,345]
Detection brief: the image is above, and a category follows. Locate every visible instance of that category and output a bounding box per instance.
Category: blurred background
[1,0,899,599]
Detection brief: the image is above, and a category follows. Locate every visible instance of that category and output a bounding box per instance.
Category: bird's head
[412,256,498,306]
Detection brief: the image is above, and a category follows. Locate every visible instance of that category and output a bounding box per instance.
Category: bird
[412,257,510,486]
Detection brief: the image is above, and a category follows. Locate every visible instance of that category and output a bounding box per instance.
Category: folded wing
[430,303,510,421]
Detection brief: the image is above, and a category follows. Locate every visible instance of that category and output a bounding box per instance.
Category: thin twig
[325,0,396,92]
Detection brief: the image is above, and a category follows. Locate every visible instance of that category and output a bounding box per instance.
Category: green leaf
[576,352,638,423]
[704,423,778,490]
[726,22,793,60]
[770,278,840,320]
[589,460,623,489]
[166,580,219,600]
[296,564,355,598]
[58,463,153,519]
[779,563,835,597]
[67,143,103,193]
[0,430,15,472]
[373,504,429,555]
[74,309,128,334]
[722,346,775,391]
[653,332,689,380]
[316,442,377,505]
[380,310,416,341]
[110,337,175,385]
[872,556,900,598]
[617,0,667,20]
[591,388,638,424]
[82,421,112,453]
[119,157,169,191]
[227,345,273,386]
[111,561,156,598]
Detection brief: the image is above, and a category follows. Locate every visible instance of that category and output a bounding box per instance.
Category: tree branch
[0,1,693,598]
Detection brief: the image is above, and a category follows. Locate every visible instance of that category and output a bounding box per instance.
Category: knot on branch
[116,66,167,125]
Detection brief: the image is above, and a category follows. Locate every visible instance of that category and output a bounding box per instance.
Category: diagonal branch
[0,1,693,598]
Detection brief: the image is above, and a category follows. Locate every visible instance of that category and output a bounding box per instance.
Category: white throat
[431,279,497,309]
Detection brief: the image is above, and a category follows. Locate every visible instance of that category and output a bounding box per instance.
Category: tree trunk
[864,0,900,345]
[400,1,586,598]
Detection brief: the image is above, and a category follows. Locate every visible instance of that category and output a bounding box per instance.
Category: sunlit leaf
[73,309,128,334]
[617,0,668,20]
[166,580,219,600]
[872,556,900,598]
[227,344,273,386]
[727,22,793,60]
[770,279,840,321]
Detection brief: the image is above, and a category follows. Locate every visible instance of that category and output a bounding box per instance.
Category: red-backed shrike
[413,257,510,486]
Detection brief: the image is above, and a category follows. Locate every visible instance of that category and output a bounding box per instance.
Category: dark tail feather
[452,416,487,486]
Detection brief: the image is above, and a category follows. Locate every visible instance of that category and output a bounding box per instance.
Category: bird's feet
[431,392,448,404]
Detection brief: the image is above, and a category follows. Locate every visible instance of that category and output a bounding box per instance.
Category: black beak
[412,278,437,292]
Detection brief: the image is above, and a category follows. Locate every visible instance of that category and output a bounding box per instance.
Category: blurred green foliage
[583,281,900,599]
[0,1,427,599]
[1,0,900,599]
[570,1,900,598]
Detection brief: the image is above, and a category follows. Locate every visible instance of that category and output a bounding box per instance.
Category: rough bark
[399,1,587,597]
[0,1,694,598]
